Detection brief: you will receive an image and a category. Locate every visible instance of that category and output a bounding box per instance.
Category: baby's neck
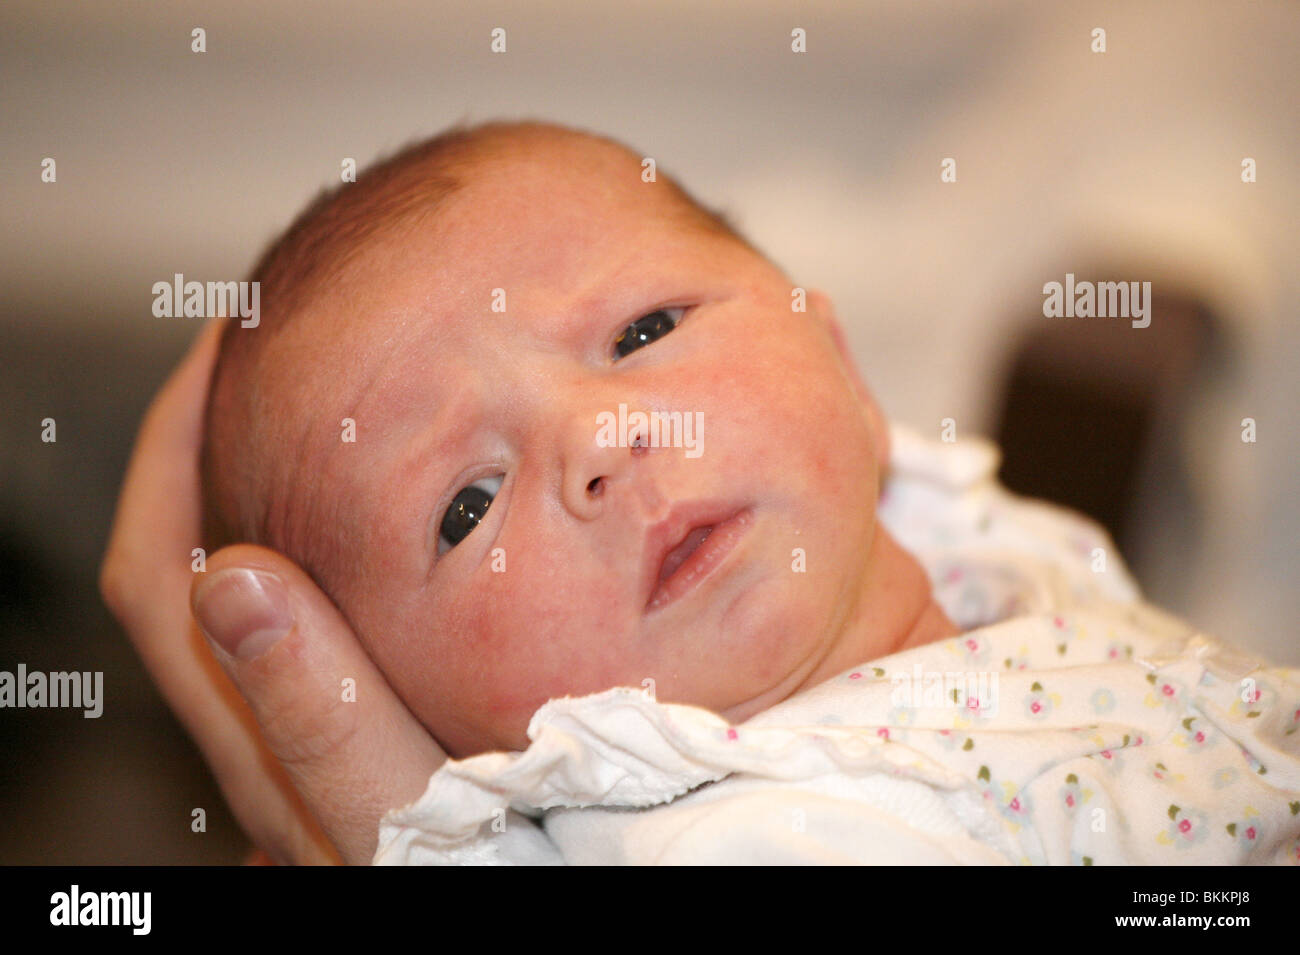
[796,524,959,691]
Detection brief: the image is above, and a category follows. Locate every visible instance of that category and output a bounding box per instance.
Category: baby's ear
[808,289,892,483]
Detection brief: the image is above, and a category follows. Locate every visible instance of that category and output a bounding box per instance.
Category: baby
[201,119,1300,864]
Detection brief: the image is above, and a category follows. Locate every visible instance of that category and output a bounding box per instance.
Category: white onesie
[373,424,1300,865]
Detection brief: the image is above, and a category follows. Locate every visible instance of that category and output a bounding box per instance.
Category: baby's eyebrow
[382,382,478,491]
[564,262,702,338]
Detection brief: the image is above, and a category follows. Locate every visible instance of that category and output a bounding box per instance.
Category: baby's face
[254,139,887,756]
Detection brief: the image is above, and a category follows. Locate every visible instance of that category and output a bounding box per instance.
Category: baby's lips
[641,501,753,613]
[657,525,715,584]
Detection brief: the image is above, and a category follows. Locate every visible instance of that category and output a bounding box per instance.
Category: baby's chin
[661,593,841,724]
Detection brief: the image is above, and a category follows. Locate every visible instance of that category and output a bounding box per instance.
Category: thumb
[191,544,446,865]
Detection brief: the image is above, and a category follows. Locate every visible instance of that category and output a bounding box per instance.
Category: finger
[180,613,343,866]
[192,544,447,865]
[101,319,339,864]
[100,318,224,635]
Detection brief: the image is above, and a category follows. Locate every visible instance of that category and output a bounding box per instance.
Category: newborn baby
[202,119,1300,864]
[202,119,955,758]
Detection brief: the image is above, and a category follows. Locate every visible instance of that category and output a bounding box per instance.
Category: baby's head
[202,119,893,757]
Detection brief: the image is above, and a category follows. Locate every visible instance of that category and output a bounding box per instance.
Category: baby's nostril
[587,477,604,496]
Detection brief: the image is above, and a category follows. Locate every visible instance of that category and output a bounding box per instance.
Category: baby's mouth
[657,525,715,584]
[642,503,754,614]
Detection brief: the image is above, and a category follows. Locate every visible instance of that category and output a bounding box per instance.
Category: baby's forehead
[261,131,760,393]
[446,149,708,242]
[329,171,723,319]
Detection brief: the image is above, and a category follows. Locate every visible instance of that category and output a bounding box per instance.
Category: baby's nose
[560,405,664,521]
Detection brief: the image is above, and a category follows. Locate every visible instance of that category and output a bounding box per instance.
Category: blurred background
[2,0,1296,863]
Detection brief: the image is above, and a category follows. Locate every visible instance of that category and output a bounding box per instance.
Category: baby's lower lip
[645,508,754,614]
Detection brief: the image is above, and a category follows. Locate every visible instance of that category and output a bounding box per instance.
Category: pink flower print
[1050,617,1081,656]
[1000,789,1032,823]
[1178,716,1215,751]
[1163,805,1209,849]
[1024,681,1054,719]
[725,728,738,741]
[1226,812,1265,850]
[1144,672,1183,709]
[1231,681,1276,719]
[978,765,1033,824]
[1089,744,1127,772]
[958,633,991,665]
[1103,642,1132,662]
[847,666,885,683]
[876,727,891,740]
[1149,755,1181,784]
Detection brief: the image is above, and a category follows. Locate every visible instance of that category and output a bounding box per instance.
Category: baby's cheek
[448,556,632,723]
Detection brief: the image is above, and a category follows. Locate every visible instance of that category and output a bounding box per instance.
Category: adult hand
[100,321,445,865]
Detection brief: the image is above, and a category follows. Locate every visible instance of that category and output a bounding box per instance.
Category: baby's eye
[437,475,503,555]
[613,307,686,360]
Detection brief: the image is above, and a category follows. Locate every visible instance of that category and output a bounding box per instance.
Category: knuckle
[260,682,361,768]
